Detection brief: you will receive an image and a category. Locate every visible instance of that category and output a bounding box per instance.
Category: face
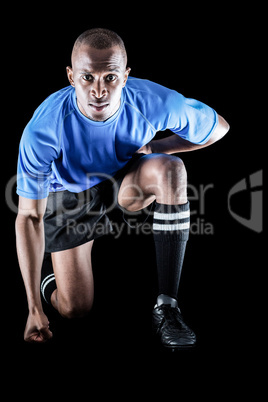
[67,45,131,122]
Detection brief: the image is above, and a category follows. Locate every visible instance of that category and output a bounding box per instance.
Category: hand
[136,143,153,155]
[24,311,53,343]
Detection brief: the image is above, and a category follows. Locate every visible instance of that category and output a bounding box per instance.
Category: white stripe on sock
[153,222,190,231]
[153,210,190,221]
[41,274,55,303]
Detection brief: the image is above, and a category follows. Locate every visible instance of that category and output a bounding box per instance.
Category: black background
[3,5,264,394]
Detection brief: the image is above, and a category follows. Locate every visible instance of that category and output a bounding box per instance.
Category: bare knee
[118,154,187,211]
[161,155,187,180]
[148,154,187,204]
[58,297,93,319]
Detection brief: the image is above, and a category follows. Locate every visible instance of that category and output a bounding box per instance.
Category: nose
[90,79,107,99]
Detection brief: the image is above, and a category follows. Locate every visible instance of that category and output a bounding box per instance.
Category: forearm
[139,114,230,155]
[150,134,206,154]
[15,215,45,313]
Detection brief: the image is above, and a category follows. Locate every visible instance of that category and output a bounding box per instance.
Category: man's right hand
[24,311,53,343]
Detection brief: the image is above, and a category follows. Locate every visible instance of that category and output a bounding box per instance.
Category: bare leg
[51,240,94,319]
[118,153,187,210]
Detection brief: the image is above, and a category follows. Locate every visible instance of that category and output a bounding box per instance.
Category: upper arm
[166,93,219,145]
[215,114,230,138]
[205,114,230,145]
[16,124,58,200]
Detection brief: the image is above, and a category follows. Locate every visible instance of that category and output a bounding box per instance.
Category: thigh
[51,240,94,310]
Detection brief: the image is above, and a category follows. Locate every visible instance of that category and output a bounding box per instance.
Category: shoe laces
[158,305,187,331]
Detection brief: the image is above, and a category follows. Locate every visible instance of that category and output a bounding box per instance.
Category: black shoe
[152,304,196,350]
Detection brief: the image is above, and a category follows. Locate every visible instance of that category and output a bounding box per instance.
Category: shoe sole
[152,332,196,352]
[165,344,196,352]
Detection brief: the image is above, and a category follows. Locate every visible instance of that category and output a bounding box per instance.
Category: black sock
[153,201,190,300]
[41,253,57,305]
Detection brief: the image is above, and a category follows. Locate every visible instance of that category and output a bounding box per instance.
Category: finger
[25,328,53,343]
[25,333,45,343]
[40,327,53,341]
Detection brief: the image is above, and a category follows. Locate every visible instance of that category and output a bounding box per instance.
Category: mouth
[89,103,109,113]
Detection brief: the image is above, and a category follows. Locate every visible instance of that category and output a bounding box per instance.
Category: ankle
[157,294,178,308]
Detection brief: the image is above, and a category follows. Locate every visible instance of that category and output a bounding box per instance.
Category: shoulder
[125,77,180,102]
[29,86,74,125]
[21,86,74,149]
[124,77,185,130]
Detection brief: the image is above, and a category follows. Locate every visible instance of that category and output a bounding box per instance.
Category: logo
[228,170,263,233]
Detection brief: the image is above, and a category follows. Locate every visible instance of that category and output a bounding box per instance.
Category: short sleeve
[166,92,218,145]
[16,125,58,200]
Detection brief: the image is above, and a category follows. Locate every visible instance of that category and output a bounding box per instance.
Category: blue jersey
[17,77,218,200]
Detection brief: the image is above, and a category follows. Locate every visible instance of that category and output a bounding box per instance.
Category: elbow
[16,212,44,232]
[15,196,46,237]
[205,115,230,147]
[218,114,230,138]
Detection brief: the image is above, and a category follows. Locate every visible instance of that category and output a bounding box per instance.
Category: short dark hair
[73,28,127,63]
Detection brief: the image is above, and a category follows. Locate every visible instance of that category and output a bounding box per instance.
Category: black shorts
[44,153,144,253]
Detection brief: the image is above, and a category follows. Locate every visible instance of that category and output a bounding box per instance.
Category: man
[16,28,229,349]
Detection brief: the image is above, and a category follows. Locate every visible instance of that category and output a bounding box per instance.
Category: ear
[66,66,75,87]
[122,67,131,87]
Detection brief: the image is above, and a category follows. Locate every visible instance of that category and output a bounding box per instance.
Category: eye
[106,74,117,82]
[82,74,93,82]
